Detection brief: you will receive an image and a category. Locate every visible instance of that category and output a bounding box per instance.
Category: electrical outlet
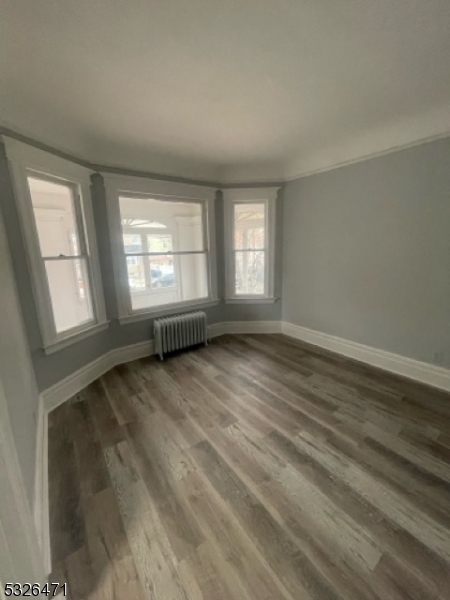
[433,351,443,365]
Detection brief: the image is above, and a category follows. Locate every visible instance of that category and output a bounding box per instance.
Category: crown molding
[0,126,222,187]
[0,125,92,169]
[220,180,284,188]
[284,130,450,182]
[1,126,283,188]
[2,124,450,188]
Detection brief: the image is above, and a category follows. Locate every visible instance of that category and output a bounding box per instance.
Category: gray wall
[0,180,40,504]
[0,144,281,392]
[282,137,450,369]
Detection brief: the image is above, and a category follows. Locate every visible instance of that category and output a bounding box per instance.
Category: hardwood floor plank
[125,420,205,561]
[257,478,382,600]
[183,470,294,600]
[82,487,145,600]
[100,370,138,426]
[71,402,111,499]
[345,436,450,526]
[264,429,450,593]
[294,431,450,562]
[48,403,86,563]
[373,553,439,600]
[204,426,382,599]
[180,541,244,600]
[104,441,188,600]
[64,546,96,600]
[189,367,275,436]
[362,422,450,484]
[84,380,126,448]
[190,439,341,600]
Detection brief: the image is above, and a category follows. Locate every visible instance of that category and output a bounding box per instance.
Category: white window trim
[223,187,280,302]
[4,138,107,351]
[103,173,218,318]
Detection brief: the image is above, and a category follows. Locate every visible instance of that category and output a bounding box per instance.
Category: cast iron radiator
[154,311,208,360]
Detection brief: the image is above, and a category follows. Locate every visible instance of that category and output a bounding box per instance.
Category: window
[28,176,95,334]
[105,175,217,319]
[5,139,106,350]
[224,188,279,302]
[234,203,266,295]
[120,196,209,311]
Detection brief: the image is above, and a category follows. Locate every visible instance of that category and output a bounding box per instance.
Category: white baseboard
[33,395,50,574]
[41,340,154,413]
[282,321,450,392]
[209,320,281,338]
[0,378,46,582]
[208,322,227,338]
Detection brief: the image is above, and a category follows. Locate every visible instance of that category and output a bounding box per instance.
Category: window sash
[231,201,269,297]
[234,249,266,296]
[43,256,96,333]
[118,195,212,314]
[233,214,266,251]
[29,173,90,259]
[125,251,210,311]
[224,191,278,301]
[26,172,99,341]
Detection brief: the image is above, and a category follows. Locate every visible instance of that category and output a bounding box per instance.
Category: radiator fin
[154,311,208,360]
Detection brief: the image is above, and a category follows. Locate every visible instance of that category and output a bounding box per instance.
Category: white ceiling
[1,0,450,182]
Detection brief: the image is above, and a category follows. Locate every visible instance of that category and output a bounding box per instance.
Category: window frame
[4,138,107,353]
[224,187,279,303]
[104,174,218,321]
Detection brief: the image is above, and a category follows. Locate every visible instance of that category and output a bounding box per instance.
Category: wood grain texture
[48,334,450,599]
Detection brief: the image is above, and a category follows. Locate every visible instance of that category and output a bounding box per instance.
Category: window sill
[43,321,110,355]
[225,297,278,305]
[118,299,220,324]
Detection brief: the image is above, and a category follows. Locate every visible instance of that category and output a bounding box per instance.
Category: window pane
[119,196,204,251]
[28,177,81,257]
[235,250,265,295]
[126,255,146,290]
[177,253,209,302]
[123,233,143,254]
[45,258,93,333]
[149,255,175,289]
[234,203,265,250]
[147,234,173,253]
[129,253,208,310]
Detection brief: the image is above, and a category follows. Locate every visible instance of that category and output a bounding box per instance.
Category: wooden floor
[48,334,450,600]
